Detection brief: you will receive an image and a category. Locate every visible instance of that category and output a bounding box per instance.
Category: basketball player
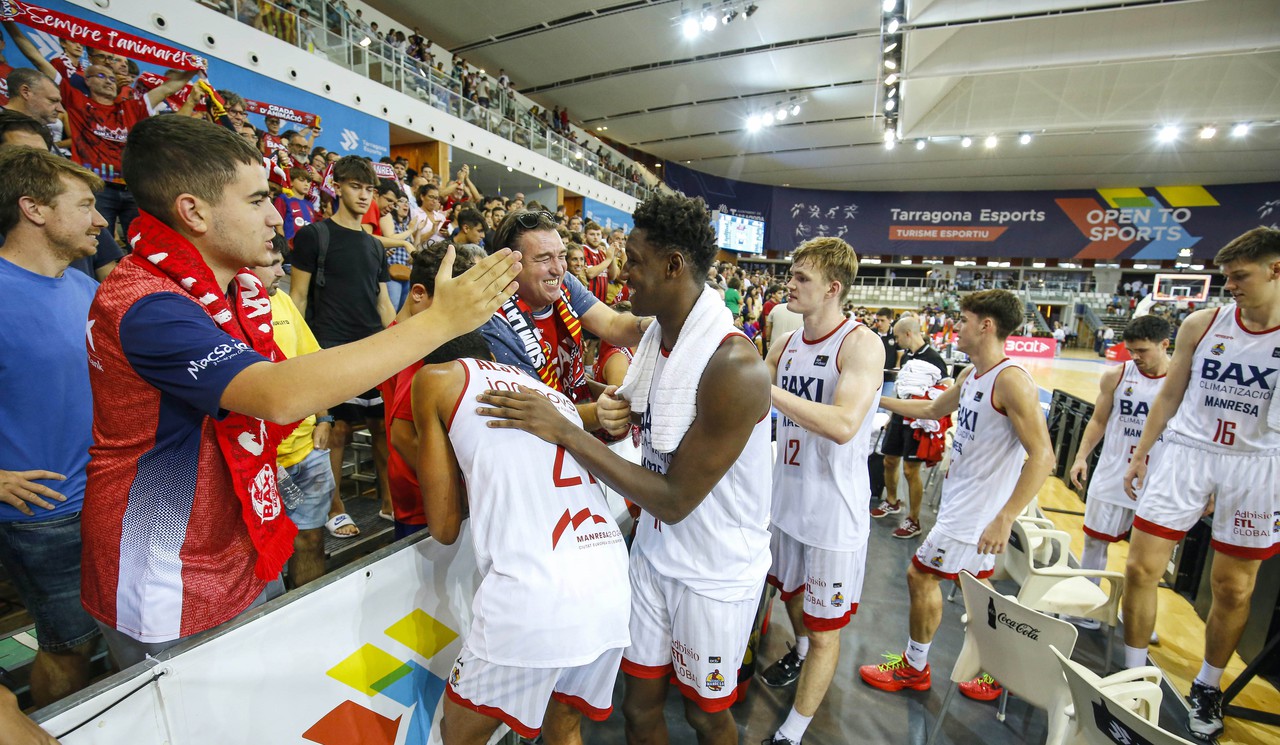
[1069,315,1172,629]
[857,290,1055,698]
[479,192,771,745]
[1122,227,1280,741]
[412,333,631,744]
[758,238,884,745]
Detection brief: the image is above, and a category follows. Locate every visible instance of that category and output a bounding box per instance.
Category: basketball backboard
[1153,274,1211,303]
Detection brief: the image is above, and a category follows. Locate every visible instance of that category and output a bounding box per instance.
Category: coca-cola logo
[986,597,1040,640]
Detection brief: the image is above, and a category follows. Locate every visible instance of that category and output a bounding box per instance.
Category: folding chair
[927,572,1079,745]
[1008,520,1125,672]
[1055,647,1196,745]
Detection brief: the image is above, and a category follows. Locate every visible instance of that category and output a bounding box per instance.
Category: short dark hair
[1214,227,1280,266]
[6,68,53,100]
[288,167,310,183]
[876,307,893,319]
[584,220,602,233]
[332,155,377,186]
[630,192,717,275]
[0,109,53,150]
[123,115,260,227]
[409,242,477,296]
[456,206,484,229]
[0,147,103,234]
[492,209,557,254]
[959,289,1023,340]
[422,330,491,366]
[1124,315,1172,344]
[375,180,400,198]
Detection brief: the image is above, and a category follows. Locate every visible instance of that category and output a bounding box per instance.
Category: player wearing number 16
[1121,227,1280,741]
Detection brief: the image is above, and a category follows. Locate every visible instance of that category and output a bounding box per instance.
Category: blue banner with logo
[0,0,389,160]
[581,198,633,233]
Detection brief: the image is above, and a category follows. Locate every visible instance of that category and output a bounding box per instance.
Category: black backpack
[302,220,331,324]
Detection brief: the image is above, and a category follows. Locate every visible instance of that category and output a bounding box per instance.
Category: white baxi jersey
[448,358,630,667]
[1088,361,1166,507]
[771,321,877,550]
[1166,304,1280,454]
[934,358,1029,544]
[633,340,773,604]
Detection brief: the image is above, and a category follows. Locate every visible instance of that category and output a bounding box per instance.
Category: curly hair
[631,192,718,275]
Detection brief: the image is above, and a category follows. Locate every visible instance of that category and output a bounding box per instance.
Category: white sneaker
[1062,615,1101,630]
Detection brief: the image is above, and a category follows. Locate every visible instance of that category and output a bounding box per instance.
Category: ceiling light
[1019,132,1031,145]
[886,86,897,98]
[961,136,972,148]
[984,134,997,149]
[574,150,583,159]
[702,13,717,31]
[884,73,899,86]
[1232,122,1250,137]
[887,17,900,34]
[883,0,897,11]
[597,126,607,131]
[915,139,926,150]
[1199,125,1217,139]
[885,98,896,111]
[506,166,513,172]
[761,111,774,126]
[884,41,899,53]
[776,108,788,121]
[1157,125,1179,143]
[722,9,738,24]
[745,3,758,16]
[359,36,371,47]
[789,103,801,116]
[884,58,897,70]
[682,17,700,37]
[884,138,896,150]
[883,129,896,144]
[746,115,760,131]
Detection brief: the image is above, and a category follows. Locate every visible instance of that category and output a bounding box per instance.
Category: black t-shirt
[879,331,899,380]
[291,218,390,348]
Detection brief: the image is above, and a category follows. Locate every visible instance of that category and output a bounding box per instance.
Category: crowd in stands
[195,0,656,196]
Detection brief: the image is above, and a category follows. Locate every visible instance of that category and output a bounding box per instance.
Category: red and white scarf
[128,212,298,581]
[499,290,588,401]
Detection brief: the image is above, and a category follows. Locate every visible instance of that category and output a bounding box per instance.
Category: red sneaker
[859,651,931,692]
[959,673,1003,701]
[892,517,922,539]
[871,500,902,519]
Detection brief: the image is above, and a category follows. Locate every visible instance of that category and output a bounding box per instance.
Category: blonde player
[857,290,1055,702]
[413,334,630,745]
[757,238,883,745]
[1069,315,1172,624]
[1123,228,1280,741]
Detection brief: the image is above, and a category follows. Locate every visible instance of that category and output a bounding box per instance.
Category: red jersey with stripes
[1088,361,1166,507]
[935,358,1029,544]
[771,320,877,550]
[1166,304,1280,453]
[633,338,772,603]
[58,72,151,182]
[449,358,629,666]
[81,258,271,642]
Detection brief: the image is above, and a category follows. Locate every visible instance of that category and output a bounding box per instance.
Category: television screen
[715,212,765,255]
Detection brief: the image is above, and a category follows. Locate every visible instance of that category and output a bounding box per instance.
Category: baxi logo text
[1201,359,1276,390]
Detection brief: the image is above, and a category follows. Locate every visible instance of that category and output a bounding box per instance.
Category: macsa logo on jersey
[705,669,726,692]
[780,374,825,402]
[1211,342,1226,356]
[186,341,252,379]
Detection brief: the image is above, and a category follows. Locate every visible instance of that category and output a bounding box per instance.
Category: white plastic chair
[1055,647,1196,745]
[1051,646,1165,727]
[1007,520,1125,672]
[926,572,1079,745]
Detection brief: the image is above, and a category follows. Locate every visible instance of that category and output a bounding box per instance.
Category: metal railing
[192,0,657,201]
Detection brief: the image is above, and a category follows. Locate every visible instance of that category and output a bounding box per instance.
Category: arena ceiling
[370,0,1280,192]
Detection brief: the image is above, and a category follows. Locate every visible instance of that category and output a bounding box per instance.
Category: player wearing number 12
[1122,227,1280,741]
[758,238,884,745]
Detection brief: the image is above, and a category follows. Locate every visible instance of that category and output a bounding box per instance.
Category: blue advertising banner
[582,198,633,233]
[0,0,389,160]
[771,183,1280,261]
[668,161,1280,261]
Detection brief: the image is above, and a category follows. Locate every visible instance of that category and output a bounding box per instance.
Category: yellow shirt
[271,291,321,468]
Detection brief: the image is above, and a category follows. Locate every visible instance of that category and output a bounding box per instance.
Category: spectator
[252,240,333,588]
[0,107,52,150]
[874,307,900,377]
[766,294,802,350]
[724,275,742,317]
[453,205,486,248]
[481,209,648,417]
[581,220,614,303]
[4,68,66,132]
[4,21,196,240]
[273,167,316,245]
[291,157,396,533]
[414,182,447,245]
[0,148,104,706]
[566,242,588,287]
[80,116,519,666]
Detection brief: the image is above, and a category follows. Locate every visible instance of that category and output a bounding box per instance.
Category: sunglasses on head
[514,210,555,229]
